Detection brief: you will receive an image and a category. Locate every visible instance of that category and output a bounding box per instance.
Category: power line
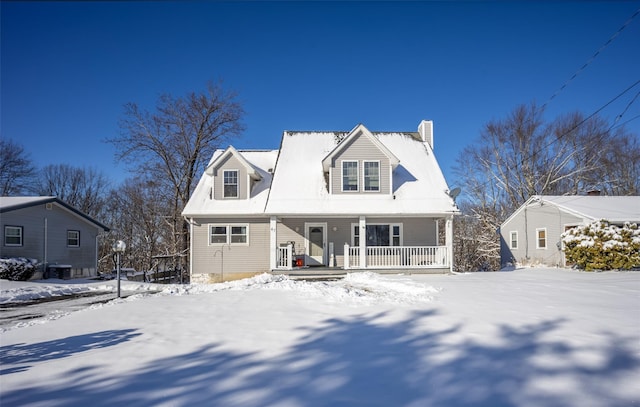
[459,79,640,200]
[541,6,640,111]
[456,8,640,201]
[611,113,640,130]
[612,89,640,128]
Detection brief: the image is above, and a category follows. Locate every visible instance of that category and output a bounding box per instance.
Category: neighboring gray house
[500,195,640,268]
[0,196,110,279]
[183,121,460,283]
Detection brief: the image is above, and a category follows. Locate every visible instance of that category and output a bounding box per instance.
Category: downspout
[94,230,99,277]
[524,207,529,260]
[43,218,48,274]
[188,217,194,278]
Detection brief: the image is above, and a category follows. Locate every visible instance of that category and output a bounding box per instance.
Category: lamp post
[112,240,126,298]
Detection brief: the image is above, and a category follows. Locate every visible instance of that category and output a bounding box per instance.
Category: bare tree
[100,176,170,275]
[34,164,111,218]
[0,139,36,195]
[598,129,640,195]
[453,102,639,271]
[107,81,244,272]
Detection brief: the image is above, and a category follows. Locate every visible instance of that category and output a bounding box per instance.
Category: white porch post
[344,243,350,270]
[446,215,453,272]
[269,216,277,271]
[359,216,367,269]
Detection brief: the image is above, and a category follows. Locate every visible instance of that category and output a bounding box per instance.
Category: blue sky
[2,1,639,189]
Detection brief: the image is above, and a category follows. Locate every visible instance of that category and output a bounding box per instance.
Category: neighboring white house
[0,196,110,279]
[500,194,640,268]
[183,121,460,283]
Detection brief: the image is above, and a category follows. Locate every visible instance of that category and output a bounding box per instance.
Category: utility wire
[520,79,640,171]
[456,8,640,200]
[541,6,640,112]
[611,113,640,130]
[612,89,640,127]
[461,79,640,200]
[523,79,640,170]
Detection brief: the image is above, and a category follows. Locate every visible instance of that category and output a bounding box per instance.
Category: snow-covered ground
[1,268,639,406]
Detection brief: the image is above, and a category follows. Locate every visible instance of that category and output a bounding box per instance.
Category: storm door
[305,223,327,266]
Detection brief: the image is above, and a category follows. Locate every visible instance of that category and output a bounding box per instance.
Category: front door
[305,223,326,266]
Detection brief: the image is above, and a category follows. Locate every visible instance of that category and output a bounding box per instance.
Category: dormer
[205,146,262,200]
[321,124,399,195]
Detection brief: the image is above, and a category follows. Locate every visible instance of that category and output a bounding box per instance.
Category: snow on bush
[562,220,640,271]
[0,257,39,281]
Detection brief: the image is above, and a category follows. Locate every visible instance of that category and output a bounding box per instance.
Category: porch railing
[344,244,449,270]
[275,243,449,270]
[276,244,293,269]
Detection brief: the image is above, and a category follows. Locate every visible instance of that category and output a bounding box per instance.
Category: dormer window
[342,161,358,191]
[363,161,380,192]
[223,170,239,198]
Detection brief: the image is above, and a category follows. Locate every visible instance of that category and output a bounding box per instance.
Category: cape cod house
[183,121,460,283]
[1,196,110,279]
[500,194,640,268]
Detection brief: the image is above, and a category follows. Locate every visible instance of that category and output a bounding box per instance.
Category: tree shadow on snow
[0,329,141,375]
[1,312,639,406]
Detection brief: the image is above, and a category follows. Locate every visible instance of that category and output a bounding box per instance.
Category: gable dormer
[205,146,262,200]
[322,124,399,195]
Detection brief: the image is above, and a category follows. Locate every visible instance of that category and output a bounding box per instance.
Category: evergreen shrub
[0,257,38,281]
[562,220,640,271]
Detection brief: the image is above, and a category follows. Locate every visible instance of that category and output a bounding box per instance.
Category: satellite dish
[449,187,461,200]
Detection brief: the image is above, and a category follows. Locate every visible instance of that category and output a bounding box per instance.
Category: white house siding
[330,134,391,195]
[190,217,270,283]
[212,154,249,200]
[0,203,101,278]
[500,203,583,268]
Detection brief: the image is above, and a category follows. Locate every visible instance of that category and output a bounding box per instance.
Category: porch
[269,215,454,273]
[275,243,450,271]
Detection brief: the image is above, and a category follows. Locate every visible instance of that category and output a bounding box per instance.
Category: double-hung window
[363,161,380,192]
[67,230,80,247]
[509,231,518,249]
[230,226,248,243]
[4,226,23,246]
[353,223,402,247]
[223,170,239,198]
[342,161,359,191]
[209,224,248,245]
[536,228,547,249]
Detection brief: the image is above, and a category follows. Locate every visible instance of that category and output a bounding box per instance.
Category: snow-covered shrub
[0,257,39,281]
[562,220,640,271]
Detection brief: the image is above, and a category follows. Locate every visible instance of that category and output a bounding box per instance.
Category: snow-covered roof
[321,124,399,172]
[183,124,459,218]
[538,195,640,223]
[182,150,279,217]
[264,130,458,216]
[0,196,110,231]
[502,195,640,227]
[205,145,262,180]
